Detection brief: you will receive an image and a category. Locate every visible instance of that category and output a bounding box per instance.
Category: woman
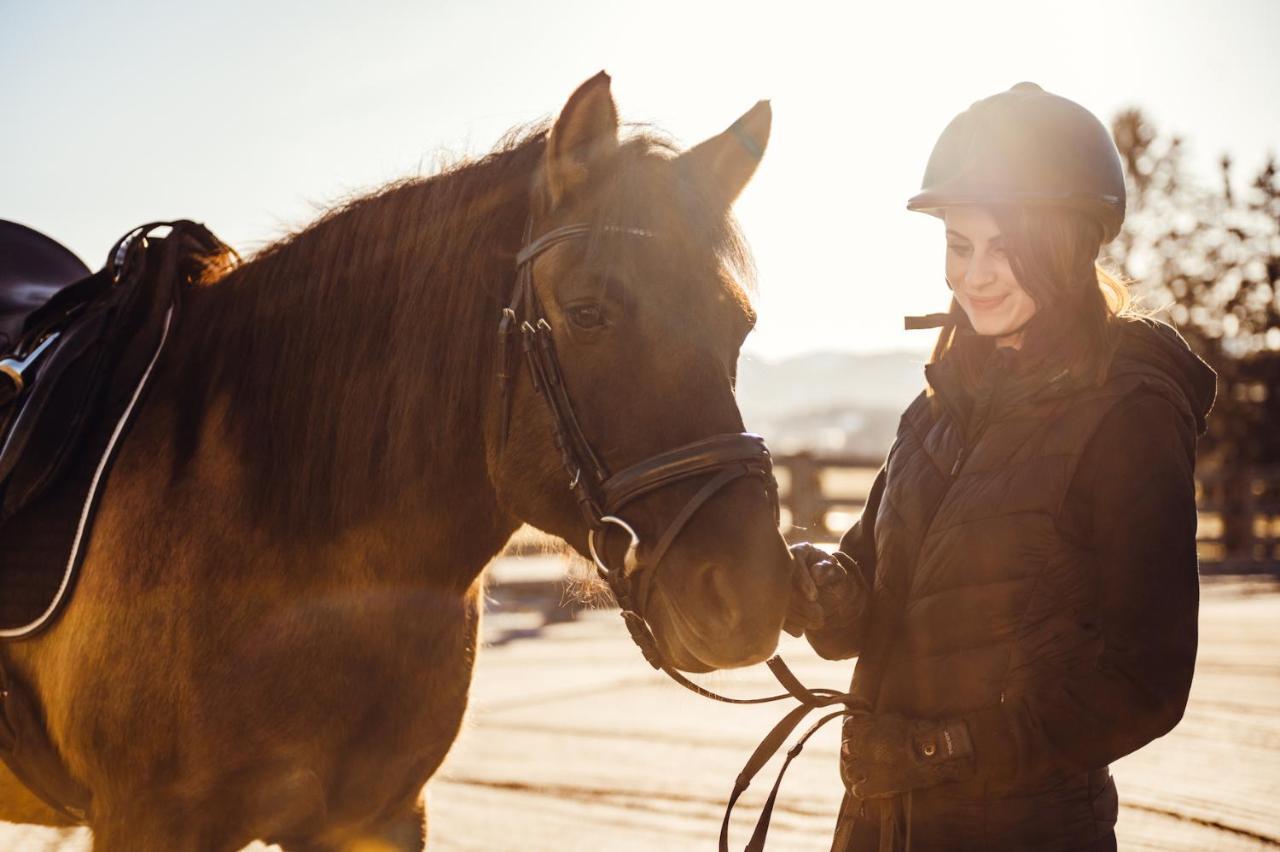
[787,83,1217,851]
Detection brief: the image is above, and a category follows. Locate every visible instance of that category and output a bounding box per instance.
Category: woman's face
[944,207,1038,347]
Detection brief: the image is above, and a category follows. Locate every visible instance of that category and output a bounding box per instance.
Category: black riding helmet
[907,82,1126,243]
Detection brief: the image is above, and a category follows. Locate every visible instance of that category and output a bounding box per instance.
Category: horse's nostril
[670,558,784,669]
[690,562,735,608]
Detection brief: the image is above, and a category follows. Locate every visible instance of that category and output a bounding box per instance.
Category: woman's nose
[964,252,998,289]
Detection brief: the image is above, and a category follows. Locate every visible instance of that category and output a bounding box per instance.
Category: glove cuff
[913,719,974,763]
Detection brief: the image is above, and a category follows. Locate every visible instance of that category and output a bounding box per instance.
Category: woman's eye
[947,243,971,256]
[566,304,607,329]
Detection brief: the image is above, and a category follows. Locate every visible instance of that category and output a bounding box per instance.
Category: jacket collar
[925,341,1077,432]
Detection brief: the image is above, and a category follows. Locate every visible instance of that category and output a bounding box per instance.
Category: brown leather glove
[784,543,870,640]
[841,713,976,799]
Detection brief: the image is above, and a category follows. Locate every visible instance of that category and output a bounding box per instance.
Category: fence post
[1221,466,1254,562]
[787,452,826,538]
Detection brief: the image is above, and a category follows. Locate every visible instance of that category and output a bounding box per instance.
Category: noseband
[496,221,782,675]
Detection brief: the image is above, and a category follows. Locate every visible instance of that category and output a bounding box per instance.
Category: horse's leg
[277,800,427,852]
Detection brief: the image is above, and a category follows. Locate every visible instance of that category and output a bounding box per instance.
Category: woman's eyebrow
[946,229,1005,244]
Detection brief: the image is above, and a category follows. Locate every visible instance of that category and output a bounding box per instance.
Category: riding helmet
[907,82,1127,243]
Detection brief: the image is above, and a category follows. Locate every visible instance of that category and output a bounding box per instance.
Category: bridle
[497,218,860,851]
[497,220,783,678]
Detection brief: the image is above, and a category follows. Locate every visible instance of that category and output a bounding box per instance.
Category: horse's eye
[566,303,607,330]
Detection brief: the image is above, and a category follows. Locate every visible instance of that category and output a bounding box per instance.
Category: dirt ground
[3,575,1278,851]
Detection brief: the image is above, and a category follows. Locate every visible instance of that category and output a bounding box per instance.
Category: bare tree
[1109,109,1280,558]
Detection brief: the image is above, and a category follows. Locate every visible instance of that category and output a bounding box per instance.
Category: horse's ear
[544,71,620,207]
[680,100,771,206]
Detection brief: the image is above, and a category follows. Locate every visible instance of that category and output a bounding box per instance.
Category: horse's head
[487,73,792,672]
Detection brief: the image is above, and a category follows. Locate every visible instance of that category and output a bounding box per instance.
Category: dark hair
[927,205,1135,395]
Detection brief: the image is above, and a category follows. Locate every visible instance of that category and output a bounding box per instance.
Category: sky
[3,0,1277,361]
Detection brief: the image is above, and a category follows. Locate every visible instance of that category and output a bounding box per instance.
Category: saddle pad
[0,307,171,636]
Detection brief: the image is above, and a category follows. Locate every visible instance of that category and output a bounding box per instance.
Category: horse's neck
[151,184,525,584]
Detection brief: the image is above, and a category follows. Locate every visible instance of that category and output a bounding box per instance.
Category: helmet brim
[905,189,1124,243]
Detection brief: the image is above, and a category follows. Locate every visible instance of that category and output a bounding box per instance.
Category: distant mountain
[735,350,930,455]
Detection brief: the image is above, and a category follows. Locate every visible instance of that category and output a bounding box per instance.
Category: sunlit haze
[4,0,1277,361]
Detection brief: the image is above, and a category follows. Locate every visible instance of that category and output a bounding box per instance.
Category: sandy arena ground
[3,574,1277,851]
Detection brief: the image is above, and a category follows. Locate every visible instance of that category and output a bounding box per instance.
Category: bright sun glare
[2,1,1276,361]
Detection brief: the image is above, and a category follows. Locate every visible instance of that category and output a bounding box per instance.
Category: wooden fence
[773,452,880,543]
[1194,463,1280,568]
[775,452,1280,572]
[490,455,1280,625]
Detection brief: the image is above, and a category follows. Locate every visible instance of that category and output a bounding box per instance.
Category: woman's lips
[967,293,1009,310]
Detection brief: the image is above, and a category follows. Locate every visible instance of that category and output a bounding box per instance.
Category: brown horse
[0,73,791,850]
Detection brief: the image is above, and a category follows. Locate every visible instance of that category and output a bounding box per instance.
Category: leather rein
[498,220,861,850]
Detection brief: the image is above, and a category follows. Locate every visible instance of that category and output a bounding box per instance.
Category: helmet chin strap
[904,281,1037,339]
[905,279,961,330]
[904,311,951,330]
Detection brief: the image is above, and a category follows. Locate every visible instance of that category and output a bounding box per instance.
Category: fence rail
[775,452,1280,572]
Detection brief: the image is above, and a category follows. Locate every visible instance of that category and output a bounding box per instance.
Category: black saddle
[0,220,229,635]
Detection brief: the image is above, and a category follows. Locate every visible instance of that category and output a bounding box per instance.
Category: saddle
[0,220,228,633]
[0,219,230,822]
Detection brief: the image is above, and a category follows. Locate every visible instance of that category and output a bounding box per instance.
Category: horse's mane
[166,124,750,540]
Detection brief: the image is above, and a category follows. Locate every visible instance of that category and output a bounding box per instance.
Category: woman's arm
[802,464,886,660]
[964,392,1200,785]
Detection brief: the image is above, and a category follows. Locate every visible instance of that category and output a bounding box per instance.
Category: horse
[0,72,792,850]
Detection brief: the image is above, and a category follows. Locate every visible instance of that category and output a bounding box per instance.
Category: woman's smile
[966,293,1010,310]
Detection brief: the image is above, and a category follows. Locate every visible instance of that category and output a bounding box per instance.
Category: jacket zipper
[946,380,1000,479]
[945,403,992,478]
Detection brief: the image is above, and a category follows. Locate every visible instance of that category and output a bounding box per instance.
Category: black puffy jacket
[814,317,1217,852]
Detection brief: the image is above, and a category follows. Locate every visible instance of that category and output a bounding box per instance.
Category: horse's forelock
[583,130,757,306]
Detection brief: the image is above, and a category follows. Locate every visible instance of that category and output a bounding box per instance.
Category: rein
[498,220,862,849]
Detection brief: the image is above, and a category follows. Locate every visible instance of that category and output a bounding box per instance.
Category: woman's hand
[784,543,855,637]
